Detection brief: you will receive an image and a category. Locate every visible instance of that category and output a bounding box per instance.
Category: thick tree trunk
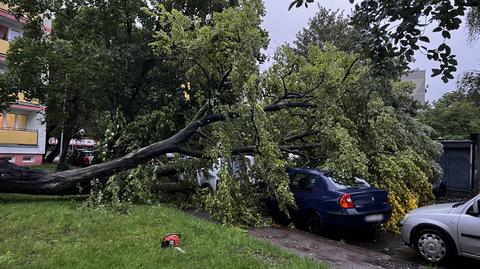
[57,127,74,171]
[0,113,222,195]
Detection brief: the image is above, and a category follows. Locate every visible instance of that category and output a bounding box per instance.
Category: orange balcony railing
[0,128,38,145]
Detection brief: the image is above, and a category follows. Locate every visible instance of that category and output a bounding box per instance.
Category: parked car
[270,168,392,233]
[68,149,94,167]
[400,193,480,265]
[195,156,254,190]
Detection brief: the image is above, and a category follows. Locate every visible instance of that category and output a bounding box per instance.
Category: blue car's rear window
[323,174,371,190]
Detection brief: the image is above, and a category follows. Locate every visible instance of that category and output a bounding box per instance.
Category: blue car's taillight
[339,193,355,209]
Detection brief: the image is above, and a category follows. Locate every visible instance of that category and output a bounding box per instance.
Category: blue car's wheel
[304,210,324,234]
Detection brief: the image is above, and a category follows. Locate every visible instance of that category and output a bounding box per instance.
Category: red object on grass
[161,233,181,248]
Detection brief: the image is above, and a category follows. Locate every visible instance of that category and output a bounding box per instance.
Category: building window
[0,156,15,163]
[22,156,34,163]
[8,29,22,40]
[5,113,27,130]
[16,114,27,130]
[5,113,15,129]
[0,25,8,41]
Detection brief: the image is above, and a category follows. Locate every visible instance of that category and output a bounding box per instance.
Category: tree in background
[467,4,480,42]
[160,0,238,19]
[290,0,480,83]
[294,6,361,54]
[419,72,480,139]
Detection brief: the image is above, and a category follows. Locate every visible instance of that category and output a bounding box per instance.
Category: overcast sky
[261,0,480,102]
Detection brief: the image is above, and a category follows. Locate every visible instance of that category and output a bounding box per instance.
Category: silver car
[400,193,480,265]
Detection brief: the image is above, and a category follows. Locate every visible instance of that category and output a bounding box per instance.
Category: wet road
[250,226,480,269]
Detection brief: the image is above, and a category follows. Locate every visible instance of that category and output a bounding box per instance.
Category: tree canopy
[419,72,480,139]
[294,6,362,54]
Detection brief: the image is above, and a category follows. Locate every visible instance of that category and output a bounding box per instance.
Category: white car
[400,193,480,264]
[196,156,254,190]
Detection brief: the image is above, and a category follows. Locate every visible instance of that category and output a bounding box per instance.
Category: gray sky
[261,0,480,102]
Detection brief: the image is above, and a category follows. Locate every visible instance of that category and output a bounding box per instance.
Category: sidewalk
[249,227,390,269]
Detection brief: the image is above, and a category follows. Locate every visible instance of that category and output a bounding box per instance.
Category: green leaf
[448,58,458,65]
[441,31,451,39]
[419,36,430,43]
[288,1,301,10]
[431,69,442,76]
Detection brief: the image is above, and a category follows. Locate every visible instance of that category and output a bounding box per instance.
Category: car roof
[288,167,327,176]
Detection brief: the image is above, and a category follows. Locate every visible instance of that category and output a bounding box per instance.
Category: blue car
[271,168,392,233]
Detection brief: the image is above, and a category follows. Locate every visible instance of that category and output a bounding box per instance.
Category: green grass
[0,194,326,269]
[31,163,58,172]
[31,163,82,172]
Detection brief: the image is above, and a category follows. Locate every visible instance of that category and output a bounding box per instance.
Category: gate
[439,141,473,192]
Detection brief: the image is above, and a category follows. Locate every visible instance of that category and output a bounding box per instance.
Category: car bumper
[325,208,392,227]
[400,221,415,246]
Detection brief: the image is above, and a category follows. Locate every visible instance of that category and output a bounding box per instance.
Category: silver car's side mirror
[475,200,480,215]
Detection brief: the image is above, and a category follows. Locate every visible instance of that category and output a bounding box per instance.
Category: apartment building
[0,3,48,166]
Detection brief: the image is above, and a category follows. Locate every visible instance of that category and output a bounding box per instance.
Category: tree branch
[263,102,317,112]
[342,57,359,82]
[283,130,318,143]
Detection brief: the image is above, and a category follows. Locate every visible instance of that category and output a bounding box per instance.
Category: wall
[402,70,426,105]
[0,109,46,156]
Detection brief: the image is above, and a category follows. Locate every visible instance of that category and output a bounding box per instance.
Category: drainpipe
[59,73,67,162]
[471,133,480,193]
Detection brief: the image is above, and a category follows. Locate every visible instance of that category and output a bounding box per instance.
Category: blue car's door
[291,172,327,213]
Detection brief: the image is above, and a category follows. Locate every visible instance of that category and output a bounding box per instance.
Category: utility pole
[58,73,68,169]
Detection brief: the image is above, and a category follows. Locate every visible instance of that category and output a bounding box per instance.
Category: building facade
[0,4,48,166]
[402,70,427,105]
[0,3,25,73]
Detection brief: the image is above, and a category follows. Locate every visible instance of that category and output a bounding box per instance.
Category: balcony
[0,128,38,146]
[0,39,9,55]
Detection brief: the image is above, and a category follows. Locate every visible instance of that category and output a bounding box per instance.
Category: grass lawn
[30,163,58,172]
[30,163,81,173]
[0,194,327,269]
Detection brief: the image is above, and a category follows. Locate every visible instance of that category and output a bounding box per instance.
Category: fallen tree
[0,103,318,195]
[0,112,221,195]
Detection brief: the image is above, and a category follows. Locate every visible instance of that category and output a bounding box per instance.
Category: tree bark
[57,126,74,171]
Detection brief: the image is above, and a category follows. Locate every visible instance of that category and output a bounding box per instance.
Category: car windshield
[323,173,371,189]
